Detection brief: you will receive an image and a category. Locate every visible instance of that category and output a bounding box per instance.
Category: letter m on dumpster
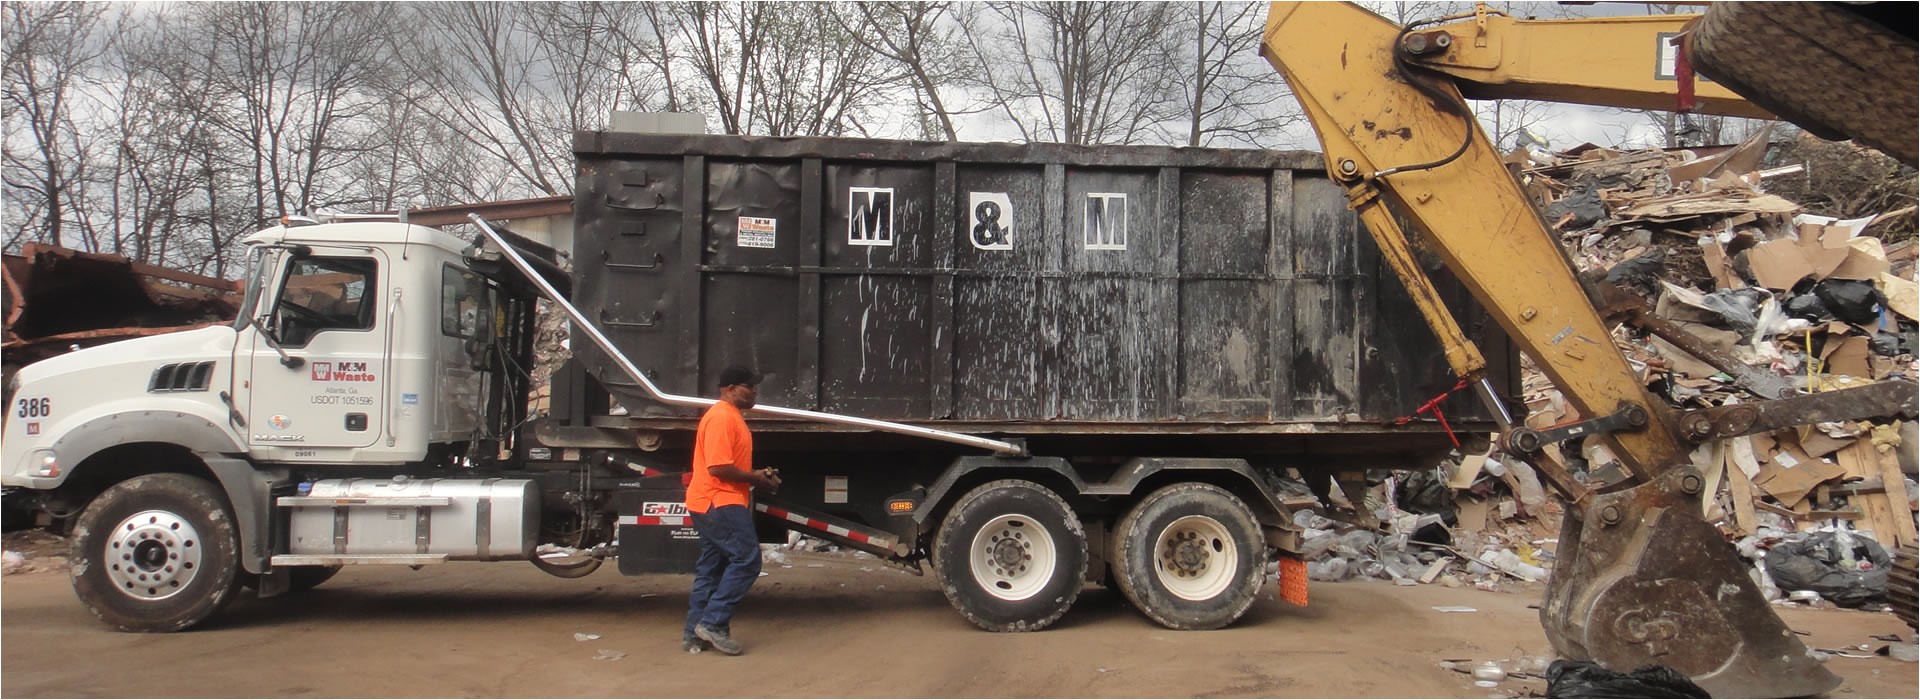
[848,187,894,246]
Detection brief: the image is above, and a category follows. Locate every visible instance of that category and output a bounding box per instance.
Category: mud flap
[1541,467,1840,698]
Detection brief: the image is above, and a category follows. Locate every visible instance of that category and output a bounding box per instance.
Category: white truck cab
[4,218,488,486]
[1,215,536,632]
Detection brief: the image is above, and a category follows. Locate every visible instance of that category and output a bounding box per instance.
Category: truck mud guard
[468,214,1028,457]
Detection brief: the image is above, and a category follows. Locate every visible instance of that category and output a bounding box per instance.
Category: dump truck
[1262,1,1916,696]
[4,5,1912,695]
[1,134,1509,636]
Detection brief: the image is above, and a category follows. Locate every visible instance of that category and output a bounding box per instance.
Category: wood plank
[1697,442,1726,519]
[1871,443,1918,547]
[1727,450,1759,536]
[1837,443,1900,547]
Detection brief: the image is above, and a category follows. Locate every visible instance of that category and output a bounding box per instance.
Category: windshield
[232,247,275,330]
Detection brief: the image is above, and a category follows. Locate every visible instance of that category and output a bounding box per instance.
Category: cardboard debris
[1747,232,1850,289]
[1880,272,1919,320]
[1753,451,1847,507]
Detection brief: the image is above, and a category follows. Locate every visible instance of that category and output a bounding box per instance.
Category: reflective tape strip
[616,515,688,527]
[625,462,665,477]
[755,503,894,550]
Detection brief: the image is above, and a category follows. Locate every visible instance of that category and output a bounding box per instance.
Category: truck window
[273,257,376,346]
[440,265,488,339]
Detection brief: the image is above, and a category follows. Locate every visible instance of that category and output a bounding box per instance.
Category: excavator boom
[1262,3,1915,696]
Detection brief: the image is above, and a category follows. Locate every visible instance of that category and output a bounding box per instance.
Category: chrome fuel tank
[286,477,538,560]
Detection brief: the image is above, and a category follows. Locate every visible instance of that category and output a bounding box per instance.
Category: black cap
[717,365,760,388]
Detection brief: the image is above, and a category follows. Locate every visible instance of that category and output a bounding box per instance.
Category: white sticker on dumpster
[824,476,849,504]
[969,192,1013,250]
[738,216,777,249]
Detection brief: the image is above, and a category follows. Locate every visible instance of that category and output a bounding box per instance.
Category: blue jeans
[684,504,761,637]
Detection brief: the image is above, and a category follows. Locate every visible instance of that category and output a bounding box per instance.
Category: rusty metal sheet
[1,243,240,367]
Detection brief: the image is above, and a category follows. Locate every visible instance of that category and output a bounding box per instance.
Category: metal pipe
[468,214,1028,457]
[1474,377,1514,431]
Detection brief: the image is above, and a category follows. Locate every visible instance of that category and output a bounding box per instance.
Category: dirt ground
[2,531,1915,699]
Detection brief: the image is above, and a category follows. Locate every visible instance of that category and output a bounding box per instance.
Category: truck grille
[149,362,215,393]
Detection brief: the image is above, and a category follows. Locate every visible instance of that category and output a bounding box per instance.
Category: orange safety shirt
[685,400,753,513]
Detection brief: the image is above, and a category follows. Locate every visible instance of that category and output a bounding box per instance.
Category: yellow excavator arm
[1262,3,1916,697]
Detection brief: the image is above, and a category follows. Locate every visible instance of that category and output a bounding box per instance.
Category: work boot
[694,624,743,655]
[681,635,709,654]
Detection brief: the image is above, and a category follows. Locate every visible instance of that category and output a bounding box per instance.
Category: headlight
[32,450,59,478]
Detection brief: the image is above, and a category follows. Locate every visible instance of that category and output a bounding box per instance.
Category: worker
[682,365,782,656]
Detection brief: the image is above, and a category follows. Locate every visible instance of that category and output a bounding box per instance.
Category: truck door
[247,250,390,450]
[433,265,491,441]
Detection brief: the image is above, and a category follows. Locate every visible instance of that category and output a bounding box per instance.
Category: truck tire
[70,474,244,632]
[1111,483,1265,630]
[1689,1,1918,164]
[932,480,1087,632]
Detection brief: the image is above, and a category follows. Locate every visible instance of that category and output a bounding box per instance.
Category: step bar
[271,554,450,566]
[469,214,1026,457]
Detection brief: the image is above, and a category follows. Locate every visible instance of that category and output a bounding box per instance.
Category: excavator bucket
[1541,467,1840,698]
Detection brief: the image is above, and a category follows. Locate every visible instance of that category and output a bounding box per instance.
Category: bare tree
[1163,1,1301,148]
[838,1,980,141]
[411,2,675,197]
[2,1,116,252]
[965,1,1183,145]
[655,2,897,137]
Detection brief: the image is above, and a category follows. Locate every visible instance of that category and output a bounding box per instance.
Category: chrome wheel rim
[104,510,203,600]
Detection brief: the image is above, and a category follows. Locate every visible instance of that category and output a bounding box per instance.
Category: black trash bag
[1546,660,1711,699]
[1784,291,1831,322]
[1811,279,1886,325]
[1605,249,1667,298]
[1546,187,1608,229]
[1394,468,1454,515]
[1763,530,1893,609]
[1870,330,1906,356]
[1699,288,1768,335]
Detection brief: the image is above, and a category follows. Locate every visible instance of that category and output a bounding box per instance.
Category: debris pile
[1289,459,1561,593]
[1512,129,1918,606]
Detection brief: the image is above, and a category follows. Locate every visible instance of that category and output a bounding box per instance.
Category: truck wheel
[932,479,1087,632]
[70,474,244,632]
[1111,483,1265,630]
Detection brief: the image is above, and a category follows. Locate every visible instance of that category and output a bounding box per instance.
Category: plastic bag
[1870,330,1908,356]
[1762,530,1892,609]
[1506,459,1548,507]
[1699,288,1765,335]
[1546,188,1607,230]
[1604,249,1667,297]
[1811,279,1885,326]
[1545,660,1710,698]
[1783,292,1831,322]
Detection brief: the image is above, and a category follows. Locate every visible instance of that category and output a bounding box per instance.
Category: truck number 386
[15,397,51,419]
